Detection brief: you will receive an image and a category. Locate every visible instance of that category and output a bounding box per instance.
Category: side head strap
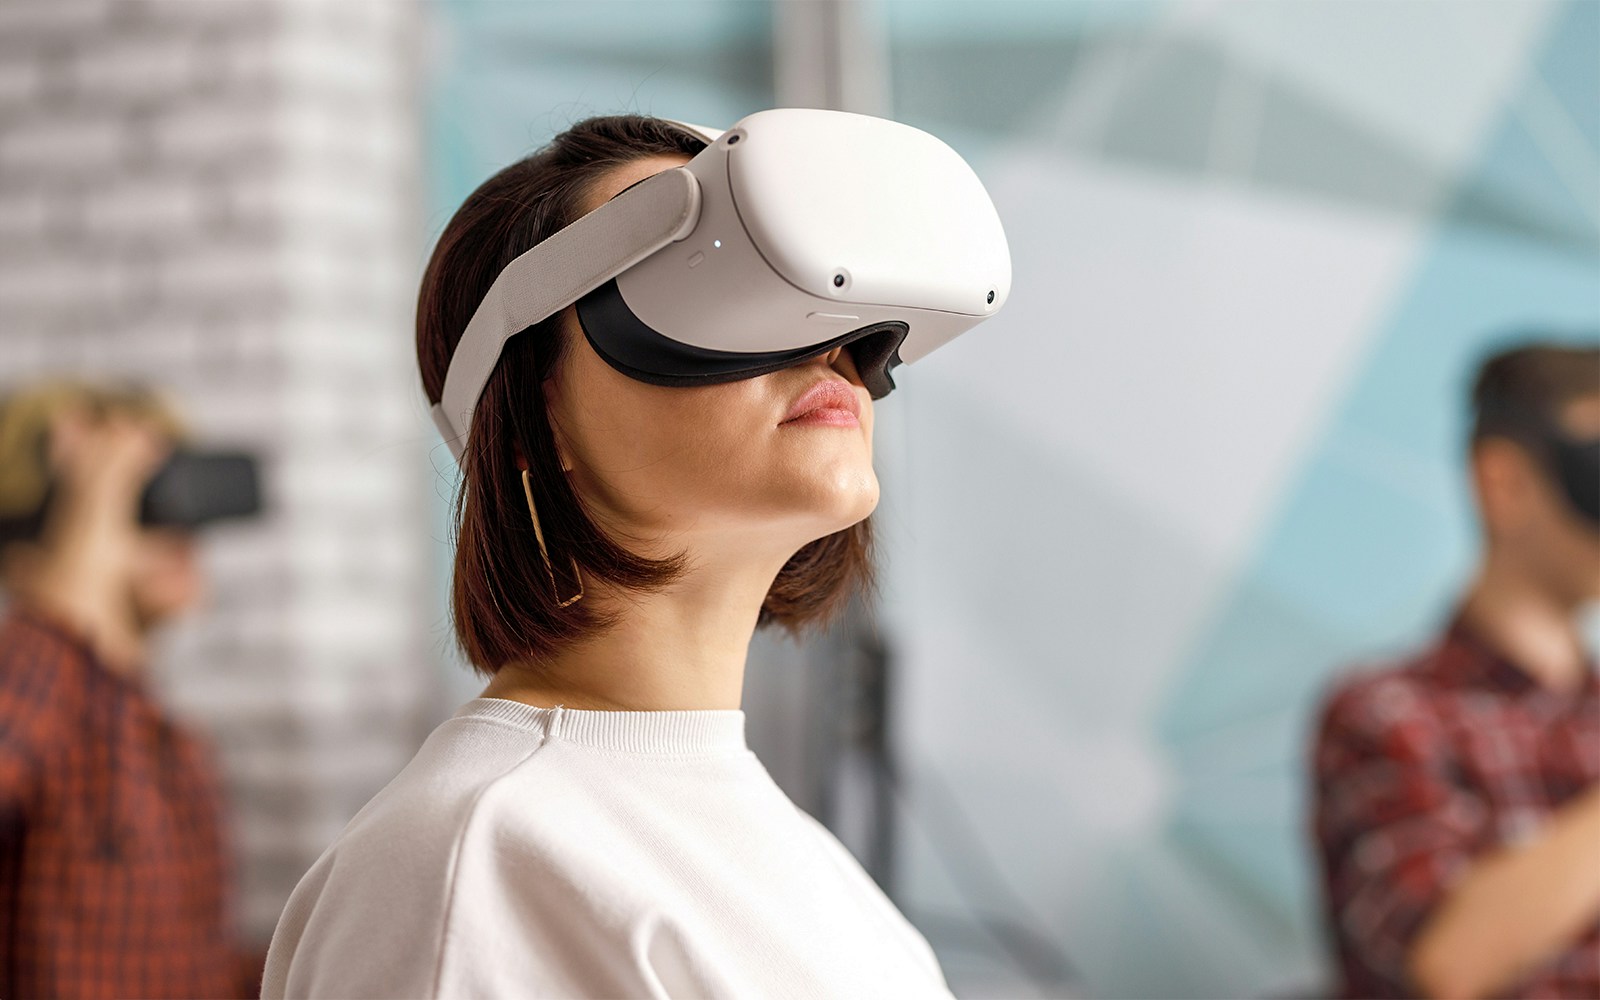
[431,165,704,461]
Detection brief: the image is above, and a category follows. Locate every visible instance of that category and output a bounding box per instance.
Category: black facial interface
[574,277,908,398]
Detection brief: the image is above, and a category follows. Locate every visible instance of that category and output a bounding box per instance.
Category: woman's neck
[481,544,790,712]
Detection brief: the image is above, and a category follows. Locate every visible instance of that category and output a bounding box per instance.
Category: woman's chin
[782,467,879,530]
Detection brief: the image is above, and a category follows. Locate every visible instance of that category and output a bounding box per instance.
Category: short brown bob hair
[417,114,877,676]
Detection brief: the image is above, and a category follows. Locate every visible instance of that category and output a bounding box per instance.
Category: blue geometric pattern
[1156,3,1599,993]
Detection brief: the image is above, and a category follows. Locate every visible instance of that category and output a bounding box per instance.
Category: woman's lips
[782,407,860,428]
[781,378,862,427]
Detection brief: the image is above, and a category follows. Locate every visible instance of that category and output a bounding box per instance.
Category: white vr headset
[431,107,1012,461]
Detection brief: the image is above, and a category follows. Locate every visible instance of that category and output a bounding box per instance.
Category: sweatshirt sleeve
[0,608,83,810]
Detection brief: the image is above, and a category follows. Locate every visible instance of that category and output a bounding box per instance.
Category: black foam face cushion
[575,278,907,399]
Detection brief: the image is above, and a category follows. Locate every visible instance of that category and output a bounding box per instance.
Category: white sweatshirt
[262,697,952,999]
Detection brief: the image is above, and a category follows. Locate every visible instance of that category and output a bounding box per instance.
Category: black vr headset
[138,448,261,530]
[0,425,260,546]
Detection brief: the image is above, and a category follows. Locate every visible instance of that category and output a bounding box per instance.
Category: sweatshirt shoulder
[262,714,560,998]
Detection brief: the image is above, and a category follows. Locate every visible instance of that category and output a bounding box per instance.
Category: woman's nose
[792,344,861,386]
[829,344,866,385]
[816,343,847,371]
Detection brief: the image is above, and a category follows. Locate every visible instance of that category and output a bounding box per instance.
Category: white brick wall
[0,0,440,948]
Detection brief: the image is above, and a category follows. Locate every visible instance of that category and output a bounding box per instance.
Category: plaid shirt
[1311,610,1600,999]
[0,605,256,999]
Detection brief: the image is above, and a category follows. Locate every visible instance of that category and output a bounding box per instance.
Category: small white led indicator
[713,240,721,248]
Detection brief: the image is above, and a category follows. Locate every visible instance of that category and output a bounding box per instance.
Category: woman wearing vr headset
[263,115,955,997]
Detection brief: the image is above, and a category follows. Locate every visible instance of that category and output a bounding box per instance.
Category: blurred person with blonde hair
[1311,339,1600,1000]
[0,380,261,998]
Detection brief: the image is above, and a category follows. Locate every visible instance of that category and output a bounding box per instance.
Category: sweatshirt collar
[455,697,748,755]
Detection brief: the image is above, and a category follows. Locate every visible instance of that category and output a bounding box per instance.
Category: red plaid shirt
[0,605,257,999]
[1311,610,1600,999]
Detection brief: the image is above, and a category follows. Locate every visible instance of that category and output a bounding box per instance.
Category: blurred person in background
[1311,339,1600,1000]
[262,115,950,998]
[0,382,261,998]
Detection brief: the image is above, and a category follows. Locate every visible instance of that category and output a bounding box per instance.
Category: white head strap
[430,120,725,461]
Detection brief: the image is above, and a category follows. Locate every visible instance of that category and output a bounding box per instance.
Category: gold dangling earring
[521,468,584,607]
